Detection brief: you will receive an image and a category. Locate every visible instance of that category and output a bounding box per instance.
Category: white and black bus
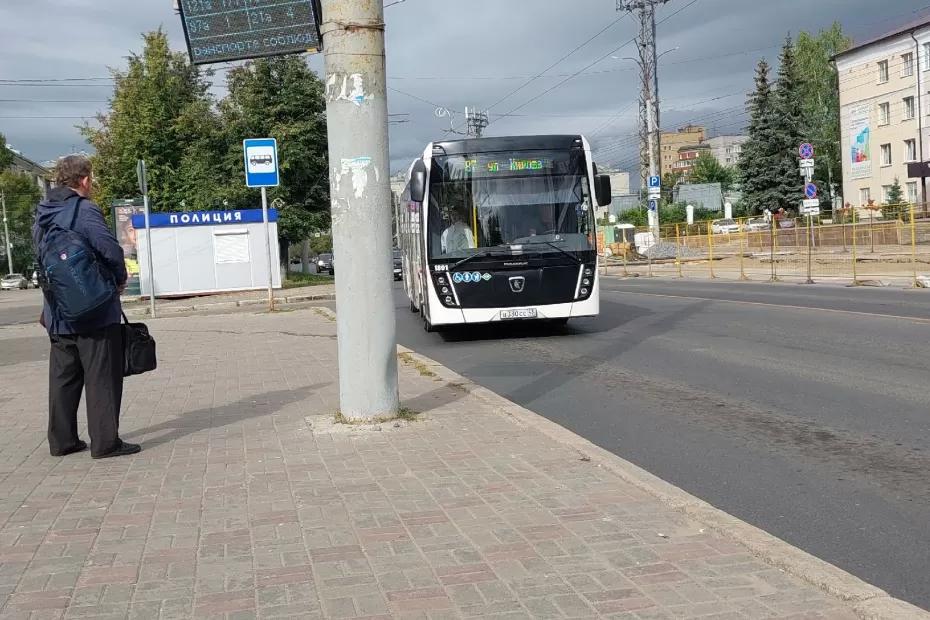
[397,135,612,331]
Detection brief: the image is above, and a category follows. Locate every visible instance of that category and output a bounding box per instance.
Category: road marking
[601,287,930,324]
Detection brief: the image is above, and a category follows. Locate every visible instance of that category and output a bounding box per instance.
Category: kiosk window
[214,231,250,264]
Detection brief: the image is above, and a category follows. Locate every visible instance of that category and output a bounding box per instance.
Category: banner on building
[849,103,871,180]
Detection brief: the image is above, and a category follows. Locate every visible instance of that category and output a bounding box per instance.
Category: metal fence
[601,204,930,287]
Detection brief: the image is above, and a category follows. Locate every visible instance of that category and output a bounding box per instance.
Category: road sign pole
[322,0,399,421]
[261,186,275,312]
[806,214,814,284]
[138,160,156,318]
[1,192,13,276]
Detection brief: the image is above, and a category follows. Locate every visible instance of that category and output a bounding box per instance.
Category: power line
[486,14,629,111]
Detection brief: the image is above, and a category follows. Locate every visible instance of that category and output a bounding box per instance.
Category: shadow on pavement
[123,384,326,448]
[403,383,467,415]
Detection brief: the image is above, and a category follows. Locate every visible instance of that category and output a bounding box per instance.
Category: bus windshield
[427,149,595,260]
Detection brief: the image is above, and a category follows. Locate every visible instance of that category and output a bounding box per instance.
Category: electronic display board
[177,0,322,65]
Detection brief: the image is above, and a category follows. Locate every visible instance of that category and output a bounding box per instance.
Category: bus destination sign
[178,0,323,65]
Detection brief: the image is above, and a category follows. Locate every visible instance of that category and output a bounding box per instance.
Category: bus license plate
[500,308,537,320]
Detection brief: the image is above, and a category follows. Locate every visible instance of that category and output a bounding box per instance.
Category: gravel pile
[641,241,704,260]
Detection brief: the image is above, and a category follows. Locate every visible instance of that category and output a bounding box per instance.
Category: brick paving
[0,308,871,618]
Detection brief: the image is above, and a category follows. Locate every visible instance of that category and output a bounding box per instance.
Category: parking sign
[243,138,280,188]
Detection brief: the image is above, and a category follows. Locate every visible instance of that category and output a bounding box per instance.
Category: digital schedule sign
[177,0,323,65]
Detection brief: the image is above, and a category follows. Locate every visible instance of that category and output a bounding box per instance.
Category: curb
[124,293,335,318]
[395,345,930,619]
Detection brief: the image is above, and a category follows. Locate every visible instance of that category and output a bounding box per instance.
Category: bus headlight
[445,296,453,305]
[584,267,593,277]
[580,288,589,296]
[441,286,450,294]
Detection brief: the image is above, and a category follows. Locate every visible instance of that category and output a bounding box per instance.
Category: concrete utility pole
[1,192,13,275]
[321,0,399,421]
[618,0,668,237]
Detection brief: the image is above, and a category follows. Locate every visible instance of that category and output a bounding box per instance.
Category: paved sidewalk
[121,284,336,317]
[0,309,922,619]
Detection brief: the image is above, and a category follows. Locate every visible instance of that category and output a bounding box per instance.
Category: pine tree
[885,177,903,205]
[738,59,774,214]
[769,36,806,213]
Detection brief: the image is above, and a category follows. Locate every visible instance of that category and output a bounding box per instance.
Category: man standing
[33,155,141,459]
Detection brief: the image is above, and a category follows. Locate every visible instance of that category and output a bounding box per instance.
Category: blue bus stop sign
[243,138,280,188]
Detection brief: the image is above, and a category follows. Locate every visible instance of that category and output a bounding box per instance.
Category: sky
[1,0,929,177]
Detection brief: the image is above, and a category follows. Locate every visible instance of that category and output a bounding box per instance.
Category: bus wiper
[516,240,582,264]
[451,248,509,271]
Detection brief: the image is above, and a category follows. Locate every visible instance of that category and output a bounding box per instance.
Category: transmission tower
[465,107,489,138]
[617,0,668,236]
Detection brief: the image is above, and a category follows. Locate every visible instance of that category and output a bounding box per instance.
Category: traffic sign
[243,138,280,188]
[648,199,659,212]
[799,158,815,168]
[804,183,817,199]
[802,198,820,208]
[802,206,821,216]
[648,175,661,189]
[799,143,814,159]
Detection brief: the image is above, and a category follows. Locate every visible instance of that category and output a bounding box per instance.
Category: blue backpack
[37,196,116,323]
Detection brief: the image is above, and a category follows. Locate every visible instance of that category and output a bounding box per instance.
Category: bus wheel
[409,298,419,313]
[423,315,435,333]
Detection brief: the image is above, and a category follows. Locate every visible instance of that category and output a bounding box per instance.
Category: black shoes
[91,441,142,459]
[50,440,87,457]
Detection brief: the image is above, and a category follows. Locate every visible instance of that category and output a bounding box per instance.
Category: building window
[907,181,918,203]
[904,96,916,120]
[878,60,889,83]
[925,43,930,71]
[882,185,893,202]
[902,52,914,77]
[905,138,918,162]
[881,143,892,166]
[860,187,871,205]
[879,102,890,125]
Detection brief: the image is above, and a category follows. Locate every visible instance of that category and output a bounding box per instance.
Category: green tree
[795,23,851,207]
[882,177,905,219]
[769,36,807,212]
[0,133,13,171]
[0,171,41,272]
[689,151,736,191]
[218,57,330,249]
[81,30,218,214]
[738,59,776,214]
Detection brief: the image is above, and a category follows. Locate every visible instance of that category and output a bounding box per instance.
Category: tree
[738,59,776,214]
[689,151,735,191]
[0,133,13,172]
[0,171,41,272]
[768,36,807,213]
[81,30,218,214]
[795,23,851,207]
[218,57,330,250]
[882,177,905,219]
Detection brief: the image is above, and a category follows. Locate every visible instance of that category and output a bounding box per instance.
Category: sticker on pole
[648,199,658,212]
[804,182,817,199]
[243,138,280,188]
[799,143,814,159]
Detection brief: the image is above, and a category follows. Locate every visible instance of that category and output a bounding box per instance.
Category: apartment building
[704,135,748,167]
[835,17,930,207]
[659,125,706,177]
[672,144,711,179]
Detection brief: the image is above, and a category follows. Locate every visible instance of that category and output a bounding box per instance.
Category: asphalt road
[0,289,42,327]
[395,277,930,610]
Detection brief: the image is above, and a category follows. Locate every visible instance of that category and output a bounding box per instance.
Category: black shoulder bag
[121,312,157,376]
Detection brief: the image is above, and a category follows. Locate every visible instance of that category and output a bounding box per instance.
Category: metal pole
[851,208,859,285]
[806,214,814,284]
[675,223,682,278]
[142,191,156,318]
[261,186,275,312]
[707,223,715,279]
[646,98,660,238]
[911,202,919,288]
[1,192,13,275]
[322,0,399,421]
[739,220,747,281]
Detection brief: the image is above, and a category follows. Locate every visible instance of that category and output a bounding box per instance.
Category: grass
[334,407,420,425]
[283,272,333,289]
[397,352,438,378]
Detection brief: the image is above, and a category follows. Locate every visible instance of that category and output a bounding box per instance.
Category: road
[0,289,42,327]
[395,277,930,610]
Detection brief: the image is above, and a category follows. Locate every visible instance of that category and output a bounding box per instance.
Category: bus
[396,135,612,331]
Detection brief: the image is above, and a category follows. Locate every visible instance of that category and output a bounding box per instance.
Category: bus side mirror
[595,174,612,207]
[409,161,427,203]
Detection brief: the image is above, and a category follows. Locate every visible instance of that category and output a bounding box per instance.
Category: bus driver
[441,210,475,253]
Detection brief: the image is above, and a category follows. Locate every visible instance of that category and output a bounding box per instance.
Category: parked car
[392,248,403,281]
[316,253,334,275]
[745,218,770,232]
[711,218,741,234]
[1,273,28,290]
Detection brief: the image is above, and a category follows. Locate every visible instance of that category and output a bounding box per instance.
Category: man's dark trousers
[48,324,123,456]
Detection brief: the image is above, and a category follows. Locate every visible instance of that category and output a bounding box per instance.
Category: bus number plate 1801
[500,308,538,320]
